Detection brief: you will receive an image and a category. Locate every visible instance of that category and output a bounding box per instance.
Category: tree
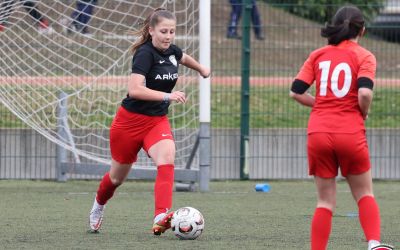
[267,0,385,23]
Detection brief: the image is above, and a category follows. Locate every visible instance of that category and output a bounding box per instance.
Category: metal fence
[1,1,399,179]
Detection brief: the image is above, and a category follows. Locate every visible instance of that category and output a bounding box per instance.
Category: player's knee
[154,154,175,166]
[317,201,336,213]
[151,147,175,165]
[153,151,175,166]
[317,195,336,212]
[109,161,132,185]
[354,192,374,203]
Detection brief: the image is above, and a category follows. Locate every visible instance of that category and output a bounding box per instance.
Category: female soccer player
[0,0,54,34]
[290,6,392,250]
[88,8,210,235]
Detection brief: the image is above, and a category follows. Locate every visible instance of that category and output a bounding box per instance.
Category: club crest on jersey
[169,55,177,67]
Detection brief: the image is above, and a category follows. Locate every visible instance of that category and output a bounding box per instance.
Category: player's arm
[290,53,315,107]
[179,53,211,78]
[357,53,376,120]
[289,79,315,107]
[357,77,374,120]
[128,74,186,103]
[128,73,167,101]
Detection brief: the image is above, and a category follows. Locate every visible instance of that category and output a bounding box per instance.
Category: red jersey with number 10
[295,40,376,134]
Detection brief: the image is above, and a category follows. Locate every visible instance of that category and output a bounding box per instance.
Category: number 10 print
[319,61,352,98]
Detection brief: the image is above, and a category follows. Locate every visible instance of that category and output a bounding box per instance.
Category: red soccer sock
[311,207,332,250]
[154,164,174,217]
[96,172,119,205]
[358,195,381,241]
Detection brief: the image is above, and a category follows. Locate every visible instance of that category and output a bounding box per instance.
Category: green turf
[1,85,399,128]
[212,86,400,128]
[0,180,398,249]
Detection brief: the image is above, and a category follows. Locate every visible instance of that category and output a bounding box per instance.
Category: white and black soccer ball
[171,207,204,240]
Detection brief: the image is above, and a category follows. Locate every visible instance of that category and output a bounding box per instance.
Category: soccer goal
[0,0,210,191]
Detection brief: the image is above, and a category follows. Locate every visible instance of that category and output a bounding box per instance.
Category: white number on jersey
[318,60,352,98]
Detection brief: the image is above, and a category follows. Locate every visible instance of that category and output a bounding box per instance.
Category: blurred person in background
[0,0,54,34]
[67,0,97,36]
[227,0,264,40]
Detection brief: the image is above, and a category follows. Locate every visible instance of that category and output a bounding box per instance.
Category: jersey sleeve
[131,48,153,75]
[172,45,183,62]
[295,53,315,85]
[358,53,376,81]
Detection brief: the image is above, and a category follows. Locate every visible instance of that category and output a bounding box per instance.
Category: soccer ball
[171,207,204,240]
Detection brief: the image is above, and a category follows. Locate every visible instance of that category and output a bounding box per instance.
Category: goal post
[198,0,211,192]
[0,0,211,190]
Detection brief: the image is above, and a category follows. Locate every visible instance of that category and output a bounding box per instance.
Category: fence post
[240,0,251,179]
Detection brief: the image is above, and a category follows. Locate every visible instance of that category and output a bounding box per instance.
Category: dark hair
[130,8,176,54]
[321,6,365,45]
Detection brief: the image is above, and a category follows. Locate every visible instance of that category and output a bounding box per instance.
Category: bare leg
[314,176,336,211]
[346,170,373,202]
[148,139,175,166]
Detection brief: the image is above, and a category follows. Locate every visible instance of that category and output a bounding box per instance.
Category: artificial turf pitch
[0,180,398,249]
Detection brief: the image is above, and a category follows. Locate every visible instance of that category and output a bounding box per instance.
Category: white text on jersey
[155,73,178,80]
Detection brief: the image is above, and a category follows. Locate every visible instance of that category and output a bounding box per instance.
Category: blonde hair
[130,8,176,54]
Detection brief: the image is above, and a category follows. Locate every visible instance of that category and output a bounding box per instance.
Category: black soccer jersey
[122,40,183,116]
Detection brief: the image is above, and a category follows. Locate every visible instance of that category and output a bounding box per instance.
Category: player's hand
[362,110,369,120]
[169,91,186,103]
[200,66,211,78]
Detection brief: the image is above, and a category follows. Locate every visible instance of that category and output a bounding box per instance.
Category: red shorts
[307,131,370,178]
[109,106,174,164]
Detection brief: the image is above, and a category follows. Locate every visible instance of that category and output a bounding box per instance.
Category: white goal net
[0,0,200,168]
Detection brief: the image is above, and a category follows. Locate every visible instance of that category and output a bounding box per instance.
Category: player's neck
[349,37,359,43]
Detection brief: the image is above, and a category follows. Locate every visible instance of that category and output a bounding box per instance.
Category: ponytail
[321,6,365,45]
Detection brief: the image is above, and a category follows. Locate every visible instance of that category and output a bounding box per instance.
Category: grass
[1,85,399,128]
[0,180,398,250]
[212,85,400,128]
